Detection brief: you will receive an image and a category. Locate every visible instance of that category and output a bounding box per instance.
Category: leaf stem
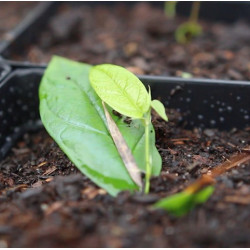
[189,1,200,23]
[144,110,151,194]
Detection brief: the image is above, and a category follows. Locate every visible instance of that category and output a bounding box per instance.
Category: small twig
[102,101,143,189]
[184,152,250,194]
[210,153,250,178]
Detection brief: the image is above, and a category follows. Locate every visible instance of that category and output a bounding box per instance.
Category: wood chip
[173,141,185,145]
[168,148,178,155]
[43,166,57,176]
[82,186,106,199]
[185,152,250,195]
[210,153,250,178]
[37,161,48,168]
[224,195,250,205]
[45,201,64,216]
[0,184,28,195]
[45,177,54,183]
[12,148,30,155]
[170,138,190,141]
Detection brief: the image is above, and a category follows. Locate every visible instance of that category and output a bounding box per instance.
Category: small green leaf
[181,72,193,79]
[154,186,214,216]
[151,100,168,122]
[89,64,151,119]
[39,56,161,196]
[175,21,202,44]
[154,191,193,216]
[193,185,215,204]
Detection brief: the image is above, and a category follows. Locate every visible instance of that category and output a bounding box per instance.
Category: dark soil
[0,110,249,247]
[12,2,250,81]
[0,2,37,40]
[1,2,250,248]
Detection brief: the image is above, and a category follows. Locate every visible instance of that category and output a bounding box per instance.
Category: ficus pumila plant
[89,64,168,193]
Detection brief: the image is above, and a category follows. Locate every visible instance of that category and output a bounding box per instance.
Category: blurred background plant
[164,1,202,44]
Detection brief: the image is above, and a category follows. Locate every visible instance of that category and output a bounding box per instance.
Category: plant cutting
[38,55,223,217]
[89,64,168,193]
[38,56,249,217]
[39,56,165,196]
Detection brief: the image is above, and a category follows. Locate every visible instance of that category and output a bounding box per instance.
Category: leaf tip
[151,99,168,122]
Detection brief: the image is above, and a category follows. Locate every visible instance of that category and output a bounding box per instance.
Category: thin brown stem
[189,1,200,23]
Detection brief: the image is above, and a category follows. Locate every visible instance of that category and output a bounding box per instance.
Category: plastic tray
[0,2,58,57]
[0,64,249,160]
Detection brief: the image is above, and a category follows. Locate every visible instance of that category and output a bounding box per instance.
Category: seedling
[89,64,168,193]
[39,56,162,196]
[164,1,202,44]
[175,1,202,44]
[40,56,249,217]
[155,185,215,216]
[164,1,177,19]
[154,152,250,216]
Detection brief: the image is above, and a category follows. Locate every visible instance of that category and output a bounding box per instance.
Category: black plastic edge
[2,60,250,86]
[0,2,58,57]
[0,62,11,82]
[0,68,249,161]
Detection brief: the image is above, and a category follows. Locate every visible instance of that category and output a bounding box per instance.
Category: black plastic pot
[0,61,10,82]
[0,2,249,160]
[0,62,249,161]
[176,1,250,23]
[0,1,250,59]
[0,2,58,58]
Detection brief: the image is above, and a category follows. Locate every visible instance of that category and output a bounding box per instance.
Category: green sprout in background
[164,1,177,19]
[165,1,203,44]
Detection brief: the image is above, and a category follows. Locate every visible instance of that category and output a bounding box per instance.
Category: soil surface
[1,2,250,248]
[0,110,249,247]
[11,2,250,81]
[0,2,37,40]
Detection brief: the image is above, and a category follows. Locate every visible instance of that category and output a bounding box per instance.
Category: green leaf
[154,186,214,216]
[193,185,215,204]
[175,21,202,44]
[164,1,177,19]
[39,56,161,196]
[89,64,151,119]
[181,72,193,79]
[151,100,168,122]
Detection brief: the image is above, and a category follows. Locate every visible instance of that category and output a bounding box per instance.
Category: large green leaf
[39,56,161,196]
[89,64,151,119]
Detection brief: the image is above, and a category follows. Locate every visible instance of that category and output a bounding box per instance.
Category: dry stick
[210,152,250,178]
[102,101,143,189]
[185,152,250,194]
